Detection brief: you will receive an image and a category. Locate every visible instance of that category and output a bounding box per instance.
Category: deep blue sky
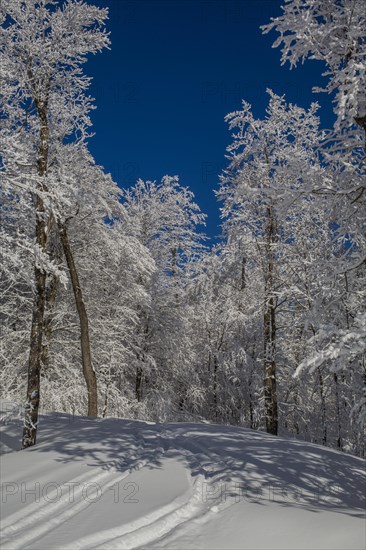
[87,0,334,239]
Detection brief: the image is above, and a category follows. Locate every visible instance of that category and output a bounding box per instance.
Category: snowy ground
[0,402,365,550]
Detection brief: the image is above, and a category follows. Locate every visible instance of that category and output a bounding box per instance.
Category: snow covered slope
[0,410,365,550]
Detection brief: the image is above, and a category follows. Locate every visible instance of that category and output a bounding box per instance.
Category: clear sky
[87,0,334,240]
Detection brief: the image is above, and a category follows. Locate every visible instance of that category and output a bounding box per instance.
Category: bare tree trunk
[58,222,98,416]
[135,320,149,402]
[41,231,62,375]
[248,365,255,429]
[318,367,327,445]
[23,104,49,449]
[213,354,218,421]
[263,205,278,435]
[22,236,47,447]
[361,354,366,458]
[334,373,342,450]
[264,296,278,434]
[135,366,143,402]
[102,383,109,418]
[293,384,300,435]
[41,274,59,374]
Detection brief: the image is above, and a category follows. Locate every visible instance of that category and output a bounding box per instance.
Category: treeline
[1,0,365,456]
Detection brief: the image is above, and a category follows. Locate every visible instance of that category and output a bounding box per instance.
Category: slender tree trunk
[263,205,278,435]
[361,354,366,457]
[41,233,62,375]
[293,385,300,435]
[23,105,49,449]
[22,238,47,447]
[58,222,98,416]
[135,321,149,402]
[102,383,109,418]
[40,274,59,381]
[135,366,143,402]
[264,297,277,434]
[246,344,256,429]
[248,367,254,429]
[213,354,218,421]
[178,389,185,412]
[318,367,327,445]
[334,373,342,450]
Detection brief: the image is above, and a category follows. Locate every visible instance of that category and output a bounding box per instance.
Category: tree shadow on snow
[21,414,366,518]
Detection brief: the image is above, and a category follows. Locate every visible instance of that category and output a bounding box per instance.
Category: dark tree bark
[135,366,143,402]
[58,222,98,416]
[263,204,278,436]
[334,372,342,450]
[23,103,50,449]
[135,320,149,402]
[102,383,110,418]
[248,354,255,430]
[41,278,58,368]
[41,231,62,375]
[212,354,218,421]
[318,367,327,446]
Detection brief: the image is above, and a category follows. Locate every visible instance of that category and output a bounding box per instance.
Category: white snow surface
[0,404,365,550]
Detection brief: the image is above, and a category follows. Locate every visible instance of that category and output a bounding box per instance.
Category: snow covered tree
[187,242,263,426]
[0,0,110,446]
[263,0,366,441]
[36,143,155,419]
[262,0,366,139]
[121,176,206,419]
[219,90,326,435]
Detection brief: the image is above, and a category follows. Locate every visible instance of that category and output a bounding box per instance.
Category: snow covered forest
[1,0,365,458]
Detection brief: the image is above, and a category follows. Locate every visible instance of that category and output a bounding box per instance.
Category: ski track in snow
[1,424,237,550]
[60,427,234,550]
[62,474,206,550]
[1,467,133,550]
[0,425,171,550]
[1,417,365,550]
